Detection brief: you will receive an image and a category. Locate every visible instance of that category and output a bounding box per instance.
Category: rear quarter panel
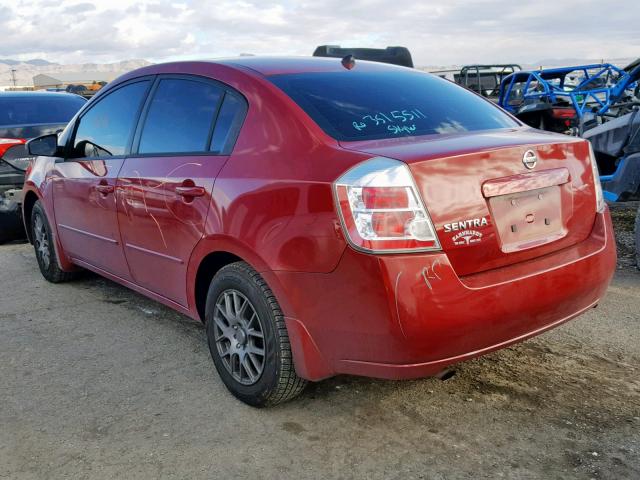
[190,65,371,275]
[183,63,374,320]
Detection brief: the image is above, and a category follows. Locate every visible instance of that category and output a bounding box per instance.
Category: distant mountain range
[2,56,637,88]
[0,58,57,67]
[0,59,152,87]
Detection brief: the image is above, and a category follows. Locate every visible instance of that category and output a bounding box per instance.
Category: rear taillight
[334,157,440,253]
[587,143,605,212]
[0,138,25,157]
[551,108,576,119]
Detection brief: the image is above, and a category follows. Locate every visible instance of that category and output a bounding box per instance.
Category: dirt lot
[1,205,639,479]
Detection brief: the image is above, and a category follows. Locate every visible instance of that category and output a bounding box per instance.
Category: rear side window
[269,70,518,141]
[0,95,86,127]
[138,78,223,154]
[210,93,247,154]
[71,81,150,158]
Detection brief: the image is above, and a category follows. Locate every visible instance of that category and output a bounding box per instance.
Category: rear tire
[31,201,76,283]
[205,262,307,407]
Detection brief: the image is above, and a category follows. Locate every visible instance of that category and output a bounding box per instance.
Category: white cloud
[0,0,638,65]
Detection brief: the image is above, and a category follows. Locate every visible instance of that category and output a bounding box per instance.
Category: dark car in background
[0,91,86,243]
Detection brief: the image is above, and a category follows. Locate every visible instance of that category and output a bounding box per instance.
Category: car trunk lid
[340,129,597,276]
[0,123,67,142]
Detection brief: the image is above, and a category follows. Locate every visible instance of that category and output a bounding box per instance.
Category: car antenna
[341,55,356,70]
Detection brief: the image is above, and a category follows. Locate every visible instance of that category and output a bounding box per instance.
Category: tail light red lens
[334,157,440,253]
[0,138,25,157]
[362,187,409,209]
[551,108,576,119]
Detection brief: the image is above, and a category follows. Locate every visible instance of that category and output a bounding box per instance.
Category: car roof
[107,56,420,94]
[216,56,413,76]
[0,91,84,99]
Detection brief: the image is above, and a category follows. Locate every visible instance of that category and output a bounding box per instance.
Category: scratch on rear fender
[394,271,408,339]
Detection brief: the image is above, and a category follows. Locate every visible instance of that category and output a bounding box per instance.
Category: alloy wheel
[213,289,266,385]
[33,214,50,269]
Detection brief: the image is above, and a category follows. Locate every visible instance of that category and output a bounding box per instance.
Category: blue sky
[1,0,638,65]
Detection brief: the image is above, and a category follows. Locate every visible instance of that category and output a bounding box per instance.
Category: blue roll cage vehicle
[498,62,640,203]
[499,63,638,133]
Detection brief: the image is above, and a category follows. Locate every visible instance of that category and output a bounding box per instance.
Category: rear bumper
[272,209,617,381]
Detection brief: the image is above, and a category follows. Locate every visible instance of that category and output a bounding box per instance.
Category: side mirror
[27,134,59,157]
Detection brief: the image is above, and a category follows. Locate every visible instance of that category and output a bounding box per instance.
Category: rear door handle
[175,186,206,197]
[96,184,115,195]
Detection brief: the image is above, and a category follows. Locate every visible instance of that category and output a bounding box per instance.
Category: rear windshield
[269,70,518,141]
[0,95,86,127]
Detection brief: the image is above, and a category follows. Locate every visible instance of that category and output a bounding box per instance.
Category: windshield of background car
[269,69,519,141]
[0,95,86,127]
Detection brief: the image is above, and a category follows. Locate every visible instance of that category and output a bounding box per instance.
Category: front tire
[31,201,76,283]
[205,262,307,407]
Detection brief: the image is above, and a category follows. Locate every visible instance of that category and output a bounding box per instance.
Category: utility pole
[10,69,17,87]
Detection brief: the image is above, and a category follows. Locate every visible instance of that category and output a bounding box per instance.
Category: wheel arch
[188,237,323,379]
[193,250,244,322]
[23,187,76,272]
[191,247,332,382]
[191,246,295,324]
[22,189,40,244]
[189,236,277,322]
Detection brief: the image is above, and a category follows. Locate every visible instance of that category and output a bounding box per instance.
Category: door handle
[96,184,115,195]
[175,185,206,198]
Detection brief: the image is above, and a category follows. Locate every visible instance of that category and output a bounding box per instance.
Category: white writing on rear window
[352,109,427,135]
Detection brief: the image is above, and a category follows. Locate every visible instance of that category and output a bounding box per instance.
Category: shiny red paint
[342,131,599,276]
[23,58,616,382]
[53,159,130,278]
[273,210,614,380]
[117,155,223,305]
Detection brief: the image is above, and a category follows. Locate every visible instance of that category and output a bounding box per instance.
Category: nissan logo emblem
[522,150,538,169]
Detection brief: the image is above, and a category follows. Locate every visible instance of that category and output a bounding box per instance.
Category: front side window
[269,70,519,141]
[71,81,150,158]
[138,78,223,154]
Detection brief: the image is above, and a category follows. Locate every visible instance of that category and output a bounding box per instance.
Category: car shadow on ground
[75,267,640,422]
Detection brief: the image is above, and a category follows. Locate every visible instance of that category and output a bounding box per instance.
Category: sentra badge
[444,217,488,233]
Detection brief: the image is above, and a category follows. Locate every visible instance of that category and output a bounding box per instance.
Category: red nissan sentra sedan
[22,57,616,406]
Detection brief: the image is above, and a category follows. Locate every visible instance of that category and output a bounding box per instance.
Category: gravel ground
[1,206,638,480]
[609,201,639,270]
